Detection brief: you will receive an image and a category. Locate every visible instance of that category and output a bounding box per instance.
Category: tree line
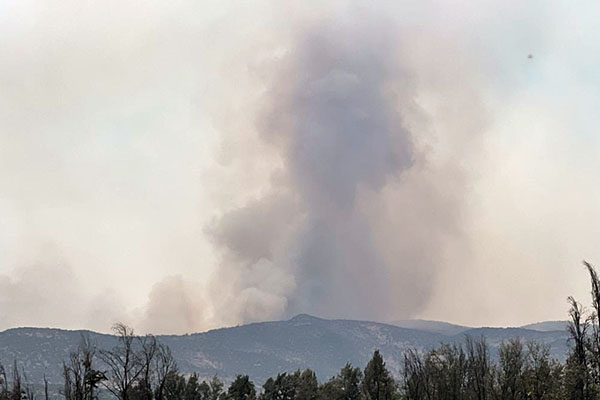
[2,261,600,400]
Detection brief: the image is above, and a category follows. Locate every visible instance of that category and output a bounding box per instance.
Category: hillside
[389,319,470,335]
[0,315,570,386]
[520,321,569,332]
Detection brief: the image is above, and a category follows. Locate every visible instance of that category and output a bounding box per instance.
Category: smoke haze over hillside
[1,1,600,333]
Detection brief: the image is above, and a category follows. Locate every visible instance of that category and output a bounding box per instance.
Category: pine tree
[296,370,318,400]
[362,351,395,400]
[163,371,186,400]
[206,376,225,400]
[184,374,202,400]
[337,363,363,400]
[259,373,298,400]
[227,375,256,400]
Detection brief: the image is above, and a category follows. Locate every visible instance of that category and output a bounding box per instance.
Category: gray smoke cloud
[0,244,127,330]
[206,8,486,325]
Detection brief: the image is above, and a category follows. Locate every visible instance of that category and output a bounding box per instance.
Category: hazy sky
[1,0,600,334]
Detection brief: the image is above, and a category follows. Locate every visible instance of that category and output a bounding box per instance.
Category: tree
[0,361,8,400]
[197,380,211,400]
[132,335,158,400]
[259,373,298,400]
[320,363,363,400]
[10,360,23,400]
[403,349,428,400]
[296,370,318,400]
[422,343,468,399]
[2,360,34,400]
[226,375,256,400]
[522,341,563,400]
[63,336,105,400]
[100,323,144,400]
[44,375,49,400]
[163,371,186,400]
[184,374,202,400]
[155,344,178,400]
[319,379,342,400]
[465,336,493,400]
[565,296,592,400]
[583,261,600,393]
[338,363,363,400]
[362,351,395,400]
[497,339,526,400]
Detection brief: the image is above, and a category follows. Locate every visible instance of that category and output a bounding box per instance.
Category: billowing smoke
[205,9,485,324]
[0,244,128,331]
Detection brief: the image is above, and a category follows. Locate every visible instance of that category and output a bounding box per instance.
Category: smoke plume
[206,8,486,325]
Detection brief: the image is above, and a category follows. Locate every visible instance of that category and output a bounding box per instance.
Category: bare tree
[64,353,84,400]
[64,363,73,400]
[154,344,177,400]
[99,323,144,400]
[63,335,105,400]
[583,261,600,388]
[403,349,429,400]
[0,360,8,398]
[565,296,591,400]
[135,335,158,400]
[11,360,23,400]
[43,375,49,400]
[465,336,493,400]
[22,370,34,400]
[568,296,588,371]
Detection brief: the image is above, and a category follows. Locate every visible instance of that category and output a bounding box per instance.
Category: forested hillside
[0,317,568,385]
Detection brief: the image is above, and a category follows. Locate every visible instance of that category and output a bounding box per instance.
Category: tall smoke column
[208,10,479,324]
[263,20,414,318]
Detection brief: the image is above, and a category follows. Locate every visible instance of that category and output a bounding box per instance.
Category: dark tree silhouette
[99,323,144,400]
[63,336,105,400]
[226,375,256,400]
[362,351,396,400]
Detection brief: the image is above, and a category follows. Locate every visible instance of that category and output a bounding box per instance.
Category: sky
[1,0,600,334]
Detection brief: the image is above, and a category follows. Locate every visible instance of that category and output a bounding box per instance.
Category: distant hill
[0,315,570,386]
[520,321,569,332]
[389,319,470,335]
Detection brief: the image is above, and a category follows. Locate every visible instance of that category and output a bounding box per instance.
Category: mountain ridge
[0,315,570,386]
